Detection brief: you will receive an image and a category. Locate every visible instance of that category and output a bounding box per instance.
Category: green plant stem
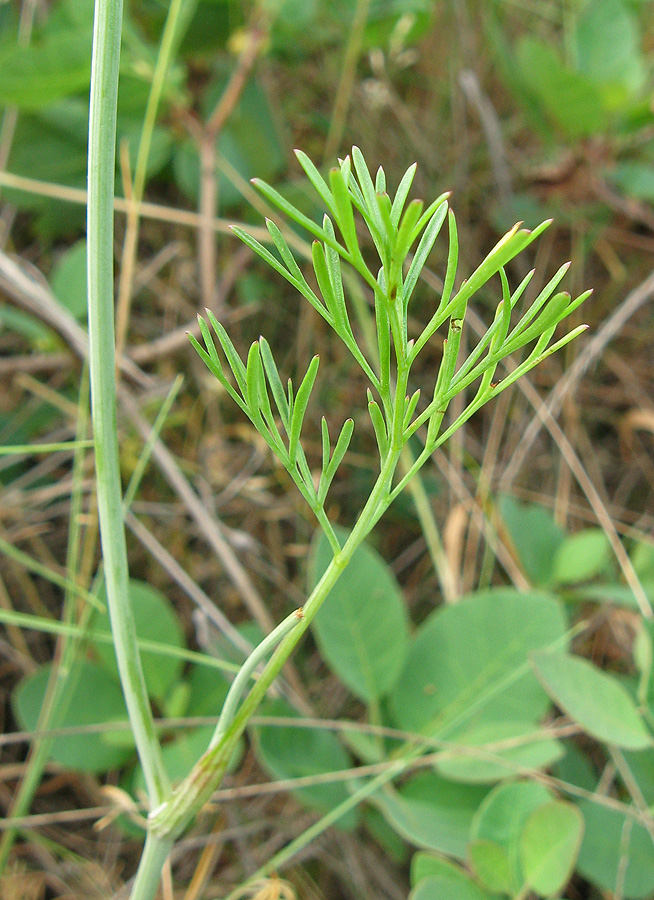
[87,0,168,807]
[344,268,456,602]
[209,609,303,750]
[130,833,174,900]
[148,447,403,839]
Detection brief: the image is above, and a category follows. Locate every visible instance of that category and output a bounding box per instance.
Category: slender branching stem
[87,0,168,808]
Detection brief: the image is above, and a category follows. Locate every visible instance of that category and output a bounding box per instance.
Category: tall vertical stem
[87,0,168,807]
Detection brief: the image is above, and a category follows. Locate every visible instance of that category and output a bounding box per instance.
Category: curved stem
[87,0,168,806]
[209,609,304,750]
[148,447,402,839]
[129,833,174,900]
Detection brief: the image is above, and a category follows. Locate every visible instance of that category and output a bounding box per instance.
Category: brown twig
[0,250,152,387]
[0,170,272,242]
[195,23,269,307]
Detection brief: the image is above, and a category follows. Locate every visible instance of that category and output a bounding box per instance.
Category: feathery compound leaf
[440,209,459,309]
[252,178,339,248]
[320,416,330,473]
[245,341,264,417]
[318,418,355,504]
[510,261,572,338]
[509,267,536,310]
[352,145,382,228]
[411,193,451,238]
[322,217,349,328]
[190,319,247,412]
[391,161,418,227]
[329,163,359,259]
[293,149,335,214]
[196,314,222,371]
[368,394,389,459]
[254,345,280,439]
[244,342,287,459]
[233,224,332,324]
[259,337,290,430]
[412,220,545,360]
[344,166,367,212]
[288,355,320,465]
[436,318,464,398]
[312,241,339,321]
[264,218,304,279]
[453,221,550,311]
[391,198,424,288]
[188,333,228,397]
[376,190,395,249]
[205,309,247,395]
[402,389,421,431]
[402,201,448,311]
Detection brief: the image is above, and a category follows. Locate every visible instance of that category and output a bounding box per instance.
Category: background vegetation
[0,0,653,898]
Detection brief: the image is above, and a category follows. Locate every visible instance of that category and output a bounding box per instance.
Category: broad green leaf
[553,744,598,793]
[50,240,88,321]
[309,528,409,702]
[409,874,494,900]
[532,652,652,750]
[374,772,488,859]
[471,780,552,894]
[608,163,654,204]
[468,840,511,894]
[471,780,552,846]
[621,748,654,806]
[0,30,92,109]
[390,589,567,735]
[12,661,133,774]
[5,104,88,236]
[574,0,644,95]
[185,661,230,717]
[91,580,186,703]
[516,38,606,138]
[435,719,563,783]
[577,800,654,899]
[498,495,565,586]
[411,854,495,900]
[519,800,584,896]
[551,528,611,584]
[252,700,358,829]
[364,807,409,863]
